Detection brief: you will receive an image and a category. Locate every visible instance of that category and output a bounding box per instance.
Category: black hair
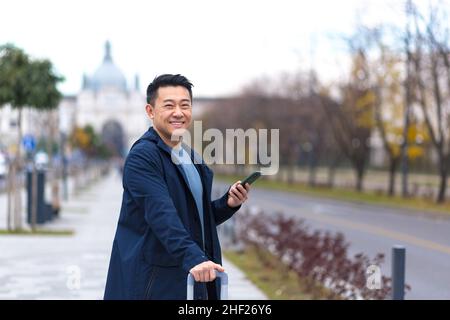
[146,74,193,106]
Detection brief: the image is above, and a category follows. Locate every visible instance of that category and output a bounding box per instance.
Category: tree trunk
[402,18,412,199]
[288,164,296,185]
[308,150,317,187]
[327,163,336,188]
[62,137,68,201]
[308,165,317,187]
[437,159,448,203]
[355,166,364,192]
[327,155,339,188]
[47,110,60,215]
[388,157,399,197]
[13,108,23,230]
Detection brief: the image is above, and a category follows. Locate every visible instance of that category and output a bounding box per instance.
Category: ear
[145,104,154,119]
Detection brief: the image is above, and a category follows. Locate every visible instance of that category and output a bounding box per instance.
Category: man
[104,74,250,300]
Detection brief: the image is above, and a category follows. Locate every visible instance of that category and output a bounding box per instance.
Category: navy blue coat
[104,126,240,300]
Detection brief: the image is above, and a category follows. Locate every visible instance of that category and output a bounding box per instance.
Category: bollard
[392,245,406,300]
[27,169,47,225]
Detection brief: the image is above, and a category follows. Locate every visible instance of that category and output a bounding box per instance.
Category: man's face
[146,86,192,145]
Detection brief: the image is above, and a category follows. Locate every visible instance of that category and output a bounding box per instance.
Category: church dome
[90,41,127,92]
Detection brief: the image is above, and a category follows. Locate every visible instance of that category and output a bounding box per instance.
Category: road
[214,181,450,299]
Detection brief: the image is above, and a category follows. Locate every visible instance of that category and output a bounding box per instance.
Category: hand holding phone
[240,171,261,186]
[227,172,258,208]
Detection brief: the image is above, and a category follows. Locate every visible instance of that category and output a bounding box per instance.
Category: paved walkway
[0,171,266,300]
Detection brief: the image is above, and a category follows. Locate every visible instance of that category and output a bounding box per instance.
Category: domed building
[59,41,149,157]
[85,41,128,92]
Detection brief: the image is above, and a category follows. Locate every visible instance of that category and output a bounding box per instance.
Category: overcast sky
[0,0,424,97]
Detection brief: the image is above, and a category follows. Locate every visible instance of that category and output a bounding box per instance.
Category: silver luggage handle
[187,271,228,300]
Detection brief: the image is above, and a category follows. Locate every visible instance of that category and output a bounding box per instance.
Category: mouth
[169,120,185,128]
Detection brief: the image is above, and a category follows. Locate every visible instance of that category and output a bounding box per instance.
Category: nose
[172,105,183,118]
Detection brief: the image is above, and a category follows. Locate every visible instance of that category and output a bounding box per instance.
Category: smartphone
[240,171,261,186]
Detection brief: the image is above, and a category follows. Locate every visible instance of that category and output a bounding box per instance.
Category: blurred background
[1,0,450,300]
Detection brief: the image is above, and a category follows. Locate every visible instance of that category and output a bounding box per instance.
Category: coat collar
[142,126,207,167]
[140,126,172,155]
[140,126,212,192]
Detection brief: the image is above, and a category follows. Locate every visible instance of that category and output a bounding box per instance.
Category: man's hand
[227,181,250,208]
[189,261,225,282]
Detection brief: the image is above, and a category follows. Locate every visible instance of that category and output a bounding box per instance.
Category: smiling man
[104,74,250,300]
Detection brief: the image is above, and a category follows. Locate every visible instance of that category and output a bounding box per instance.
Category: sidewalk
[0,171,266,300]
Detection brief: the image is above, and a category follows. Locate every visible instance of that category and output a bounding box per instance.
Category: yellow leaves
[389,144,424,160]
[354,91,375,128]
[391,144,401,158]
[356,91,376,109]
[407,145,424,159]
[355,113,375,128]
[71,127,90,150]
[8,144,17,155]
[339,51,377,130]
[372,46,430,162]
[383,122,429,160]
[407,123,430,144]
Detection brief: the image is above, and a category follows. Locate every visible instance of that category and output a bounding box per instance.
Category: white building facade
[60,41,149,156]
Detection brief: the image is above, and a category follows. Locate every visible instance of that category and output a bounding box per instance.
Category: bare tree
[370,26,415,197]
[320,49,374,191]
[401,0,415,197]
[203,73,339,187]
[409,1,450,203]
